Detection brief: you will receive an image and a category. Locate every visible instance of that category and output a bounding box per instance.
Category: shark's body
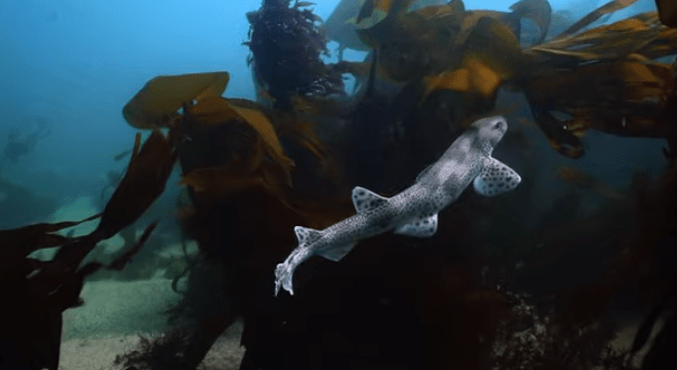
[275,116,521,295]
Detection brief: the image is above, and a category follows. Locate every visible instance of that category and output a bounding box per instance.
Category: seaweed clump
[113,328,194,370]
[0,128,178,370]
[246,0,345,109]
[6,0,677,369]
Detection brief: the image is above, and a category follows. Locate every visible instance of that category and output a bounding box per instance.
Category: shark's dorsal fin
[394,213,438,238]
[294,226,321,244]
[352,186,388,213]
[473,157,521,196]
[318,242,358,262]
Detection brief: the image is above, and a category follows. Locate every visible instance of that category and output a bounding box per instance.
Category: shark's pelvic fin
[294,226,321,244]
[394,213,438,238]
[473,157,521,196]
[352,186,388,213]
[318,242,358,262]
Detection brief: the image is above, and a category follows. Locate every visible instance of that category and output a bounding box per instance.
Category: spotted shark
[274,116,521,296]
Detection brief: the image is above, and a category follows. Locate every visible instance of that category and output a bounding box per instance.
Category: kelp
[334,0,677,159]
[0,127,179,369]
[120,69,344,214]
[184,96,295,183]
[656,0,677,28]
[94,129,178,240]
[32,0,674,368]
[122,72,230,129]
[352,0,549,83]
[0,213,101,271]
[421,16,524,101]
[517,11,677,157]
[323,0,441,55]
[527,12,677,64]
[322,0,450,55]
[455,0,551,46]
[246,0,345,109]
[177,98,300,202]
[559,0,640,36]
[121,72,305,196]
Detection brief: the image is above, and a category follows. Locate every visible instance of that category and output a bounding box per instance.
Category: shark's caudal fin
[275,225,357,295]
[274,226,322,296]
[275,262,294,296]
[473,157,521,196]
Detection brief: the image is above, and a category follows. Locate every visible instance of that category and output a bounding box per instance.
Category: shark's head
[471,116,508,155]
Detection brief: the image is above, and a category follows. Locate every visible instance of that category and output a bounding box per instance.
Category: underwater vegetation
[245,0,346,109]
[2,0,677,369]
[0,129,177,369]
[656,0,677,27]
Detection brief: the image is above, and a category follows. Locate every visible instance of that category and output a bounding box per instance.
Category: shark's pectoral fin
[318,242,357,262]
[473,157,521,196]
[394,213,438,238]
[352,186,389,213]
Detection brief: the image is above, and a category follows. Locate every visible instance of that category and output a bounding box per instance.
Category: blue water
[0,0,659,201]
[0,0,671,369]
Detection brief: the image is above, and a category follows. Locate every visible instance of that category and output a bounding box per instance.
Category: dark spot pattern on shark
[275,116,521,296]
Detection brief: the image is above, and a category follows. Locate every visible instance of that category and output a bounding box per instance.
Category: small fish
[294,1,316,8]
[275,116,521,295]
[113,149,133,161]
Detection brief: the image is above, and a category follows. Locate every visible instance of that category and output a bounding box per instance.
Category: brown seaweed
[122,72,230,129]
[354,0,548,82]
[93,129,178,240]
[334,0,677,158]
[322,0,448,56]
[0,127,179,369]
[560,0,640,36]
[246,0,345,109]
[9,0,673,368]
[517,12,677,157]
[656,0,677,27]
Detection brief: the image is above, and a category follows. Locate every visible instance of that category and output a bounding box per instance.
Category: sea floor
[58,278,245,370]
[44,196,245,369]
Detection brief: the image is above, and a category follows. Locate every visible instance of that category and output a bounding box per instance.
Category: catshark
[274,116,521,295]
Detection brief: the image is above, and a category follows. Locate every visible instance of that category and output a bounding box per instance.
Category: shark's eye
[493,121,502,130]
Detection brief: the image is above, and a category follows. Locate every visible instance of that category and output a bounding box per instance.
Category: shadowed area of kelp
[0,128,177,369]
[2,1,677,370]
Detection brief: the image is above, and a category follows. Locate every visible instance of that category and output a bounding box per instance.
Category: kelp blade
[122,72,230,129]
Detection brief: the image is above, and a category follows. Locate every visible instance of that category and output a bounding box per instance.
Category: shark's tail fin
[274,226,322,296]
[275,262,294,296]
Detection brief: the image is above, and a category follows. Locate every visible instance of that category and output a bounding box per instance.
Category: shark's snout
[492,116,507,131]
[486,116,507,134]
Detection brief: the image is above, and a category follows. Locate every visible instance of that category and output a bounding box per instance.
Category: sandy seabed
[57,275,244,369]
[58,326,245,370]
